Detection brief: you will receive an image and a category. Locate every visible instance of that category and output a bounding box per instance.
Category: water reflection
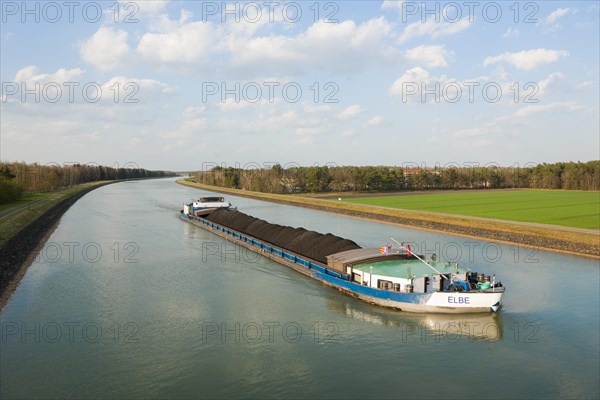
[329,300,503,342]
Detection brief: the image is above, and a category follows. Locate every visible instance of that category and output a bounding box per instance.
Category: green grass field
[343,190,600,229]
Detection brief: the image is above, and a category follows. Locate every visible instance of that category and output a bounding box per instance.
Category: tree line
[0,162,175,204]
[194,161,600,194]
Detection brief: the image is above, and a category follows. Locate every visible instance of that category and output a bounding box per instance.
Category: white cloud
[80,27,129,71]
[502,27,519,39]
[5,68,172,109]
[389,66,431,96]
[537,72,565,97]
[148,9,193,33]
[296,127,323,136]
[218,98,254,111]
[576,81,594,89]
[483,49,568,70]
[1,118,93,143]
[6,66,84,104]
[454,101,583,139]
[351,16,392,46]
[160,106,207,141]
[194,100,350,147]
[14,66,84,83]
[101,76,172,91]
[381,0,404,11]
[124,0,169,16]
[228,17,397,73]
[33,120,86,135]
[137,22,216,63]
[303,104,333,113]
[182,106,205,118]
[405,45,451,68]
[295,126,324,145]
[132,14,397,73]
[545,8,573,24]
[265,110,299,130]
[180,118,207,133]
[365,115,384,126]
[541,8,576,33]
[398,17,471,43]
[391,68,511,104]
[339,105,364,119]
[99,76,175,103]
[513,101,583,118]
[340,129,356,137]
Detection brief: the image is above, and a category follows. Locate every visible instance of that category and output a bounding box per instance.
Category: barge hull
[179,212,502,313]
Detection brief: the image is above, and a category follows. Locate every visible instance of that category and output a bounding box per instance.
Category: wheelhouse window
[377,279,393,290]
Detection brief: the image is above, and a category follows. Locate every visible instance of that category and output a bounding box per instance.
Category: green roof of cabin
[353,259,464,280]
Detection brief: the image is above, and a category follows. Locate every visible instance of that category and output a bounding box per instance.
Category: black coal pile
[205,209,361,263]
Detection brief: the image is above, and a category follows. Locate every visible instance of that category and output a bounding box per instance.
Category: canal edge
[0,182,114,309]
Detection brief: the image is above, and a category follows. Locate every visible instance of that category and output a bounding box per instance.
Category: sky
[1,0,599,171]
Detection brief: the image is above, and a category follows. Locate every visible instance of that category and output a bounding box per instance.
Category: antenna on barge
[389,237,445,276]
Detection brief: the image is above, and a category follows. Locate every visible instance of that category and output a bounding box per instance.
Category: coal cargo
[205,209,361,263]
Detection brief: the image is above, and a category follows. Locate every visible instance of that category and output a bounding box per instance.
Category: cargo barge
[179,198,504,313]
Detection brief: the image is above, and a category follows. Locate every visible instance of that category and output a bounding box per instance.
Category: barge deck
[179,211,504,313]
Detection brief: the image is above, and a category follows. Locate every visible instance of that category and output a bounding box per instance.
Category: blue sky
[1,0,598,171]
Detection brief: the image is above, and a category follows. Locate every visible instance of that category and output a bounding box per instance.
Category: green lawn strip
[0,193,47,213]
[0,181,110,247]
[344,190,600,229]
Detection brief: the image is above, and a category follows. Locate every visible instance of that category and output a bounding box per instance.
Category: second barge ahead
[179,204,504,314]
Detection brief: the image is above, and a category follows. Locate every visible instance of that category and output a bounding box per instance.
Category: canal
[1,178,598,399]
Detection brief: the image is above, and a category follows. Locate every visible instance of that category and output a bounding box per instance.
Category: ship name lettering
[448,296,470,304]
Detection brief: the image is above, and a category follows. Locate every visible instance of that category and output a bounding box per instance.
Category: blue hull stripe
[314,272,429,304]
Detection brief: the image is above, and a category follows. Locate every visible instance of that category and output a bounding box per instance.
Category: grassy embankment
[0,181,110,248]
[344,190,600,230]
[177,179,600,258]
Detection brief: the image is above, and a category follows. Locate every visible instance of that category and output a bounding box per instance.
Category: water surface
[1,178,598,399]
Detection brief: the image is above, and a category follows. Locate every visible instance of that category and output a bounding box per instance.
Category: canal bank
[177,179,600,259]
[0,182,113,308]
